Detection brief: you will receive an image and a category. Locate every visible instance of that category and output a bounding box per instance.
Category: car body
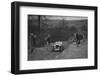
[52,41,64,52]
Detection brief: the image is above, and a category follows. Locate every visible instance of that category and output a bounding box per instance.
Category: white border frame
[20,6,95,70]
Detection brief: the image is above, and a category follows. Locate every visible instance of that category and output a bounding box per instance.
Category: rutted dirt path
[28,41,87,60]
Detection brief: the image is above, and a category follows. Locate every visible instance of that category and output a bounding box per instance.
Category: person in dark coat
[30,33,37,46]
[74,32,84,46]
[30,33,37,53]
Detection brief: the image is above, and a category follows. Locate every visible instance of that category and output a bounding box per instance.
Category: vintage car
[52,41,64,52]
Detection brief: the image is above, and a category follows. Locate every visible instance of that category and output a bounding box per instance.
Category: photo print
[28,15,88,61]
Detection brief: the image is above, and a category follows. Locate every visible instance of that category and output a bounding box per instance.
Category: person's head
[56,45,59,48]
